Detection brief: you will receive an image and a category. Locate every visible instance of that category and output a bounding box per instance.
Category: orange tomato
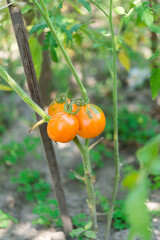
[75,104,106,139]
[48,99,77,117]
[47,112,79,143]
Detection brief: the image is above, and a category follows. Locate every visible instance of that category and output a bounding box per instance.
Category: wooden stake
[7,2,73,234]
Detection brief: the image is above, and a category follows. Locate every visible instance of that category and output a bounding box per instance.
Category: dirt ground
[0,86,160,240]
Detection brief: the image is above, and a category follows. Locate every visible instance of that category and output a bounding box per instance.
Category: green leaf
[85,230,97,238]
[125,176,151,240]
[30,23,48,35]
[114,6,126,15]
[150,68,160,100]
[78,0,92,14]
[29,36,43,79]
[58,24,73,45]
[44,32,58,62]
[84,221,92,230]
[150,24,160,34]
[50,47,58,62]
[70,228,84,237]
[137,2,153,27]
[0,84,12,91]
[136,135,160,174]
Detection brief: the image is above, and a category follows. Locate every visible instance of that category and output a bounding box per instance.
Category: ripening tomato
[75,104,106,139]
[48,99,77,117]
[47,112,79,143]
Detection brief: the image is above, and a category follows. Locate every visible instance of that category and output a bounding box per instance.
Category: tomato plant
[47,112,79,143]
[75,104,106,139]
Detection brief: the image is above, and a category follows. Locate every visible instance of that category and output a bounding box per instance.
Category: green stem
[89,0,109,18]
[32,0,88,103]
[73,137,97,233]
[0,65,50,122]
[105,0,120,239]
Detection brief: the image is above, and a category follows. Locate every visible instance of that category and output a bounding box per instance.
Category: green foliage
[136,135,160,175]
[150,176,160,190]
[136,2,153,27]
[43,31,58,62]
[96,190,109,213]
[78,0,92,14]
[150,68,160,100]
[113,200,129,230]
[32,199,62,227]
[0,136,41,166]
[70,222,96,239]
[72,213,88,228]
[11,169,50,202]
[124,135,160,239]
[96,191,128,230]
[0,140,25,165]
[29,36,43,79]
[105,108,158,145]
[0,210,17,228]
[125,174,151,240]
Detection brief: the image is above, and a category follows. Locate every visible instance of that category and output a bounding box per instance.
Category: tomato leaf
[70,228,84,237]
[29,36,43,79]
[150,24,160,34]
[30,23,48,36]
[43,32,58,62]
[50,47,58,63]
[136,135,160,175]
[137,2,153,27]
[85,230,96,238]
[150,68,160,100]
[84,221,92,230]
[125,176,151,240]
[78,0,92,14]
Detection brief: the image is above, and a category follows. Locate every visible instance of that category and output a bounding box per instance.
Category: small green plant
[0,210,18,228]
[70,222,96,240]
[105,108,158,145]
[32,199,62,227]
[113,200,129,230]
[72,213,89,228]
[96,190,109,213]
[11,169,50,201]
[0,136,41,166]
[150,175,160,190]
[96,191,128,230]
[0,140,25,165]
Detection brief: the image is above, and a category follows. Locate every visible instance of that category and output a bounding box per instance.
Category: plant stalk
[105,0,120,239]
[73,137,97,233]
[32,0,88,103]
[89,0,109,18]
[0,65,50,122]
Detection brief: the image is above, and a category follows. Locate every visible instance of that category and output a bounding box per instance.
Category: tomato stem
[32,0,88,103]
[0,65,51,122]
[73,136,97,234]
[105,0,120,239]
[89,0,109,18]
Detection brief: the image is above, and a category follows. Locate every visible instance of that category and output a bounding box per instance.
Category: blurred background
[0,0,160,239]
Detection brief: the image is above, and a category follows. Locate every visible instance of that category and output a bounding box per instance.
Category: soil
[0,86,160,240]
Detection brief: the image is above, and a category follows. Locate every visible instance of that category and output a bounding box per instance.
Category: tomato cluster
[47,99,106,143]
